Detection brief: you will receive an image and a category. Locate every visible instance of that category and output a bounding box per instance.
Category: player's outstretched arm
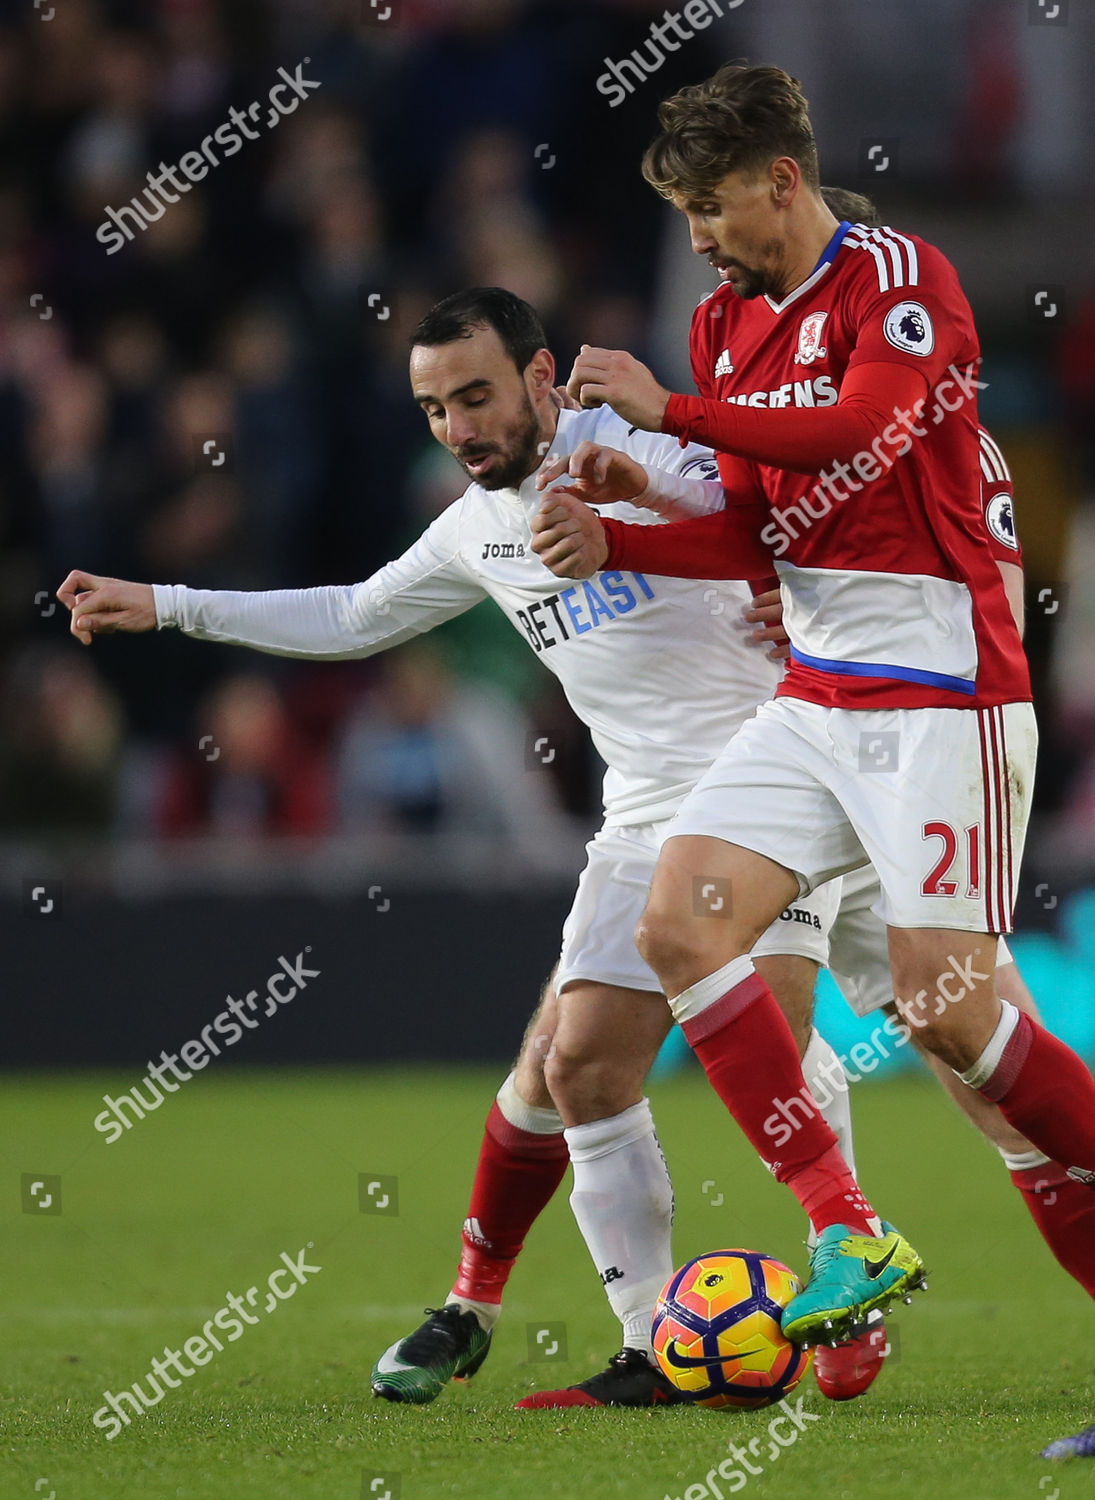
[57,572,157,645]
[57,520,487,660]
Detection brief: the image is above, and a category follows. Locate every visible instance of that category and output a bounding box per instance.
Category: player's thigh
[546,981,673,1127]
[887,926,1001,1070]
[512,971,562,1110]
[639,699,868,987]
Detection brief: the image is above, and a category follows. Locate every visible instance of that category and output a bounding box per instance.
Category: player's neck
[773,203,841,300]
[524,402,560,483]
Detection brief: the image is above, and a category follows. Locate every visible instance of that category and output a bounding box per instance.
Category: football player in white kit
[57,287,1062,1413]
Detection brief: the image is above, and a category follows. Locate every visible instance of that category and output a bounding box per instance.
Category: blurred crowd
[0,0,1092,876]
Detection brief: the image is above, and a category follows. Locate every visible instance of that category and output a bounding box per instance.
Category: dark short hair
[820,186,880,226]
[643,63,819,200]
[410,287,547,374]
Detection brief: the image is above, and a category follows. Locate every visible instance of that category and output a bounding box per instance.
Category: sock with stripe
[960,1004,1095,1228]
[447,1073,569,1330]
[1003,1148,1095,1301]
[673,956,881,1238]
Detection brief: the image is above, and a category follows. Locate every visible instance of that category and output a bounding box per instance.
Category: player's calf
[888,928,1001,1071]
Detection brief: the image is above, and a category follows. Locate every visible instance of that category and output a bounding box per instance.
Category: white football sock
[565,1099,674,1359]
[801,1028,857,1179]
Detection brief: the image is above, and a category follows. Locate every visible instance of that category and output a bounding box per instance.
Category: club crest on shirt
[985,492,1018,551]
[714,347,734,378]
[883,300,935,356]
[794,310,828,365]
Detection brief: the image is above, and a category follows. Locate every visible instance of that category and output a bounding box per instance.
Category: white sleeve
[603,410,727,519]
[152,502,486,660]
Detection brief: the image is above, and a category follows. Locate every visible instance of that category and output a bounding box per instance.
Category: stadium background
[3,0,1094,1070]
[6,5,1095,1499]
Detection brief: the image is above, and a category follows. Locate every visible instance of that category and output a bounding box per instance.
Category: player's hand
[744,586,790,662]
[565,345,671,432]
[536,440,648,506]
[531,491,608,580]
[56,570,157,645]
[551,383,582,412]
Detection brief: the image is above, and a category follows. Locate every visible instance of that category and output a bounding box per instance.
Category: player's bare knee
[636,908,709,990]
[513,1047,555,1111]
[543,1044,636,1122]
[512,984,560,1109]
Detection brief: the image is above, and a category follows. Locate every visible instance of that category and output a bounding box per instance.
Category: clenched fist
[564,345,672,432]
[56,571,157,645]
[531,492,609,580]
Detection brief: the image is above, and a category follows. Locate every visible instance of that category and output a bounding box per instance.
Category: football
[652,1249,813,1408]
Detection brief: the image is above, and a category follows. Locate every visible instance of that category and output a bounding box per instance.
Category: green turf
[2,1065,1093,1499]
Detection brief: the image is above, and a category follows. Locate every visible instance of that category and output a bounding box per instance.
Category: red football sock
[979,1013,1095,1177]
[681,969,878,1237]
[1010,1163,1095,1301]
[451,1102,569,1305]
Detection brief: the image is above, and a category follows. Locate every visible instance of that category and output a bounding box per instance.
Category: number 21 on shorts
[921,821,982,899]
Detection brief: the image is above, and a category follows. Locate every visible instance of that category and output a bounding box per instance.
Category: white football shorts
[666,696,1037,935]
[555,818,839,995]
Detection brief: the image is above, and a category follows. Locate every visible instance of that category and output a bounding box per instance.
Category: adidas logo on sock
[463,1216,493,1248]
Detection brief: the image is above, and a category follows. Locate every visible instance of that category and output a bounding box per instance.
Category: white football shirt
[153,405,779,826]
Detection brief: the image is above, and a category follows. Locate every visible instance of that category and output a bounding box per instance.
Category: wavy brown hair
[642,64,819,201]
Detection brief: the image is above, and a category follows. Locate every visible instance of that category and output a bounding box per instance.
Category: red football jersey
[663,221,1031,711]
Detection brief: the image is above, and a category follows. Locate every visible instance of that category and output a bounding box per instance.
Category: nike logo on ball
[662,1340,764,1370]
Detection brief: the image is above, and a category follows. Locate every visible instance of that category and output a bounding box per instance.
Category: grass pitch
[2,1064,1093,1499]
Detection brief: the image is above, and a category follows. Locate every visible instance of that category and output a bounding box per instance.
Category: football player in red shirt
[532,64,1095,1347]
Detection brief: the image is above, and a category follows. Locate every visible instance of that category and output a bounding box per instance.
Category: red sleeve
[978,429,1023,565]
[844,240,973,386]
[601,506,774,581]
[662,360,929,475]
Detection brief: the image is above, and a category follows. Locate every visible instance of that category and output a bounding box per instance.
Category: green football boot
[371,1305,492,1404]
[782,1222,926,1346]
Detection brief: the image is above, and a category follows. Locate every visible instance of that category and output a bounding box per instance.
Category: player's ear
[526,347,556,400]
[770,156,799,208]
